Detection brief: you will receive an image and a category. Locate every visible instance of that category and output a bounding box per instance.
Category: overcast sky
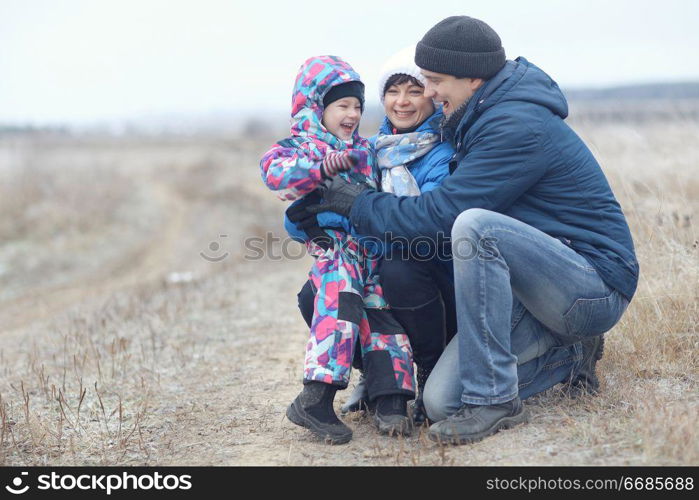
[1,0,698,124]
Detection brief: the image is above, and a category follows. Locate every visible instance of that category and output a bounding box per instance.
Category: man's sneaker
[567,334,605,397]
[427,397,528,445]
[285,382,353,445]
[373,394,412,437]
[340,374,369,414]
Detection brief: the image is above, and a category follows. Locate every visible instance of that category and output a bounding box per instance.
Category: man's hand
[306,176,371,218]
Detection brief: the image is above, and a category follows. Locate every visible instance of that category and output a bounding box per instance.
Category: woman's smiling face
[383,79,435,132]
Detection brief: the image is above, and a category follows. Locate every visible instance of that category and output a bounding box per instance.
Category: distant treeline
[0,124,71,135]
[563,81,699,101]
[563,81,699,123]
[2,82,699,136]
[568,99,699,124]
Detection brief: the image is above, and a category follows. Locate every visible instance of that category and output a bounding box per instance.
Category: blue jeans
[423,209,629,420]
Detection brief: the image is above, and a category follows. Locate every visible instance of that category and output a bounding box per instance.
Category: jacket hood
[290,55,363,145]
[450,57,569,141]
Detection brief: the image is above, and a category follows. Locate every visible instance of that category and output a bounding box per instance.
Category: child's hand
[321,151,358,178]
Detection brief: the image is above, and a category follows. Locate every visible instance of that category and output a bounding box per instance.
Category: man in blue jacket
[306,16,639,444]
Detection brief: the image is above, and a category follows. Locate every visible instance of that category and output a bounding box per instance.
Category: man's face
[420,69,484,117]
[322,97,362,141]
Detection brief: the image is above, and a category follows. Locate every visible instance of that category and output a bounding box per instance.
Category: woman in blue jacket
[287,45,455,427]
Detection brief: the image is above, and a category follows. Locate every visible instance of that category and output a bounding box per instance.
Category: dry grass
[0,111,697,466]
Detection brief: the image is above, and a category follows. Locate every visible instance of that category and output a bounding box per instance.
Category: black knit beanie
[323,81,365,111]
[415,16,506,79]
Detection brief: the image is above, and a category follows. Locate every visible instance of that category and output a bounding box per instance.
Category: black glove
[306,176,371,218]
[285,190,332,250]
[285,190,321,223]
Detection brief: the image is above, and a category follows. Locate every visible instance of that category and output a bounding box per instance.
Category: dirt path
[0,182,187,333]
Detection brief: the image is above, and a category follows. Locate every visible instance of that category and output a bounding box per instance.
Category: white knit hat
[377,45,426,103]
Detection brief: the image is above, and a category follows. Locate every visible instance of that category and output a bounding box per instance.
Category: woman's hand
[285,190,333,249]
[285,191,321,223]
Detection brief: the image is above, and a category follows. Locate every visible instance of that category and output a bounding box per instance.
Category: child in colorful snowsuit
[259,55,415,444]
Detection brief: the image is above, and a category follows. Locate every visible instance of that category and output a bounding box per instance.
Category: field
[0,109,697,465]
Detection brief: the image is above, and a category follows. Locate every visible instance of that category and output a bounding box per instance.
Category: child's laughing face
[322,97,362,141]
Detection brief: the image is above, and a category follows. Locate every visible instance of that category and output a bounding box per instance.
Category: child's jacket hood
[261,55,375,219]
[290,55,363,148]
